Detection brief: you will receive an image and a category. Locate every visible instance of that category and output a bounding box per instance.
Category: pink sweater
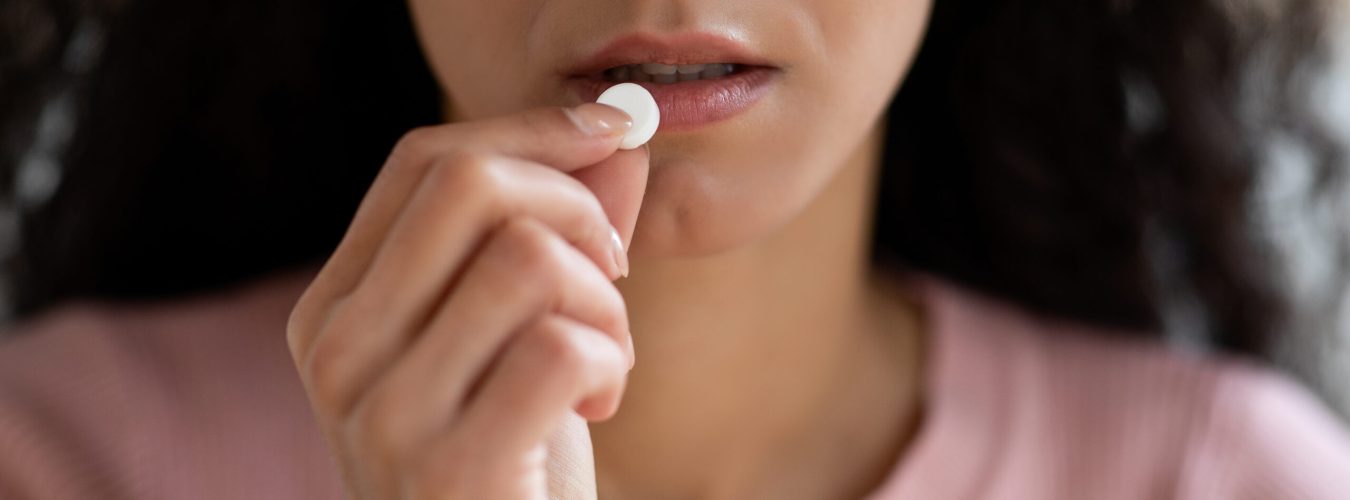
[1,269,1347,499]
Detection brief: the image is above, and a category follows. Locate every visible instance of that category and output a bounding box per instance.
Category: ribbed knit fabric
[866,277,1350,499]
[1,268,1347,499]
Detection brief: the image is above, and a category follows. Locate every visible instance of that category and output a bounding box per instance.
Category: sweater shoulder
[0,270,339,500]
[0,303,167,499]
[924,278,1350,498]
[1175,361,1350,499]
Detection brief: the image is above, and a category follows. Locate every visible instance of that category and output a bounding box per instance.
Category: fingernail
[609,226,629,279]
[566,103,633,137]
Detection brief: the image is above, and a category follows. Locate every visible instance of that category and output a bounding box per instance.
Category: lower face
[407,0,932,258]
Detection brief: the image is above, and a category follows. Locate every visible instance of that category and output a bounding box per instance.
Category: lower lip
[568,67,780,131]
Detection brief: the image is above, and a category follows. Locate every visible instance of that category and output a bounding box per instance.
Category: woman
[2,0,1348,498]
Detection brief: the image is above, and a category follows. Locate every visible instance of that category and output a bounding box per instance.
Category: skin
[288,0,933,498]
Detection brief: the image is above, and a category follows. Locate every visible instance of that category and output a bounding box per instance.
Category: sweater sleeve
[1178,363,1350,500]
[0,391,132,500]
[0,307,147,500]
[0,291,346,500]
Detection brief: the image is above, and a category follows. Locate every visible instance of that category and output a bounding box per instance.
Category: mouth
[563,33,781,132]
[597,62,753,83]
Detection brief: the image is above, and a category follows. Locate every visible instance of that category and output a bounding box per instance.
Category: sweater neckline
[865,276,1033,499]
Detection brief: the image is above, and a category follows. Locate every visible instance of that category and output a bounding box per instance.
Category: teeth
[603,63,740,83]
[702,63,729,78]
[640,63,677,75]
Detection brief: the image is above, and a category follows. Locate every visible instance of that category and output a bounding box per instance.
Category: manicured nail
[609,226,629,279]
[565,103,633,137]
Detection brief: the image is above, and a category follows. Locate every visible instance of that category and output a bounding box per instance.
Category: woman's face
[408,0,932,257]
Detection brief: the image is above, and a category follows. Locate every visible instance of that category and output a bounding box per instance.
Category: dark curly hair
[3,0,1347,407]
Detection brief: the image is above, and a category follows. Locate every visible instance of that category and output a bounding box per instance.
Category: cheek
[804,0,932,147]
[407,0,539,119]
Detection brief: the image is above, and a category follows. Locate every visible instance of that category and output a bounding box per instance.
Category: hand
[286,103,649,499]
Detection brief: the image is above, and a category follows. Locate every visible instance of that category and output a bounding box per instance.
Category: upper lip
[562,32,776,78]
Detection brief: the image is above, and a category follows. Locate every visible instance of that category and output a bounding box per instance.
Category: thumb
[569,144,650,253]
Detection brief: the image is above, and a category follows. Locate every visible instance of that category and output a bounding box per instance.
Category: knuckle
[284,285,338,361]
[435,150,492,188]
[593,290,630,339]
[303,326,357,415]
[557,179,611,240]
[304,351,345,414]
[430,151,506,210]
[384,125,450,184]
[439,148,493,178]
[522,321,589,382]
[284,304,314,362]
[347,395,405,464]
[490,218,567,289]
[391,126,437,159]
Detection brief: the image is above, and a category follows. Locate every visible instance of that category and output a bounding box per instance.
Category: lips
[562,33,781,131]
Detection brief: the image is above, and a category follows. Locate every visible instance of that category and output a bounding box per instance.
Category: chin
[627,149,818,259]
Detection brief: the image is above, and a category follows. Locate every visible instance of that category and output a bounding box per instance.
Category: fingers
[463,314,628,447]
[571,145,651,250]
[349,217,629,455]
[284,103,649,500]
[307,217,630,498]
[407,315,628,498]
[470,103,635,168]
[299,104,633,303]
[289,104,641,367]
[294,154,630,415]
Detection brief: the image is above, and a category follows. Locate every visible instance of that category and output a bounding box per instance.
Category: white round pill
[596,83,659,150]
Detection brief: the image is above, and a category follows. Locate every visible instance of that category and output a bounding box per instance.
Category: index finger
[399,103,635,172]
[301,103,635,303]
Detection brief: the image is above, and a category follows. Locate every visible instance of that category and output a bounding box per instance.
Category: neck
[594,123,926,499]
